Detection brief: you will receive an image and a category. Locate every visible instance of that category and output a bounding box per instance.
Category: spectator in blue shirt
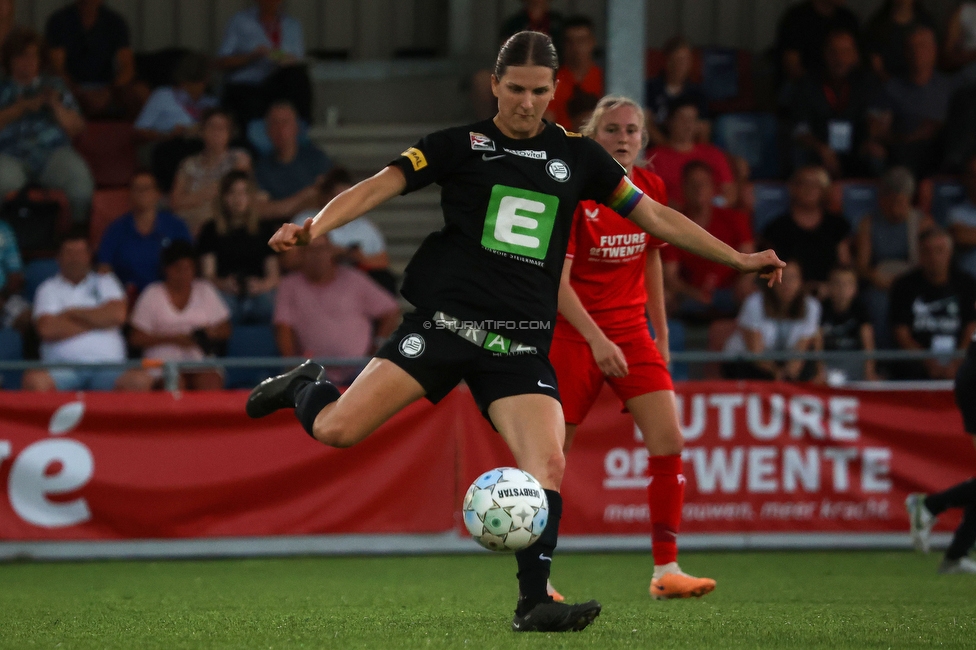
[255,102,330,220]
[134,52,217,142]
[0,27,93,223]
[0,219,28,331]
[215,0,311,128]
[96,170,191,295]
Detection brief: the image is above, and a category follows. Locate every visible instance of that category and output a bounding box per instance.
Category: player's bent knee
[311,413,363,448]
[538,449,566,489]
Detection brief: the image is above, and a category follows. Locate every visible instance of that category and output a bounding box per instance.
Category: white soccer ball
[462,467,549,552]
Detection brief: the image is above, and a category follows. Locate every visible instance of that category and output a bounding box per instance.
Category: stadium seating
[0,327,23,389]
[928,180,966,226]
[704,318,738,379]
[73,121,138,188]
[22,258,59,302]
[225,324,280,389]
[836,181,879,229]
[89,188,132,250]
[712,112,779,180]
[750,182,790,235]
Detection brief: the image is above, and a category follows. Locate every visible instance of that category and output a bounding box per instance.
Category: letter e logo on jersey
[546,159,570,182]
[469,132,496,151]
[401,147,427,171]
[399,334,425,358]
[482,185,559,261]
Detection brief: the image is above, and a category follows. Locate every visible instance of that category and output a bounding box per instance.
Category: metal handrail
[0,350,966,391]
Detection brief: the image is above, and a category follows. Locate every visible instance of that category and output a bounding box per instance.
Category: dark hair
[57,224,90,251]
[173,51,210,85]
[319,166,354,197]
[494,31,558,80]
[663,35,691,57]
[563,15,595,33]
[1,26,47,76]
[763,259,807,320]
[565,90,599,121]
[201,107,236,135]
[160,239,197,269]
[824,29,857,46]
[681,159,713,182]
[667,96,700,118]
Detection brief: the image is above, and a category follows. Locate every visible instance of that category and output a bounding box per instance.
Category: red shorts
[549,326,673,425]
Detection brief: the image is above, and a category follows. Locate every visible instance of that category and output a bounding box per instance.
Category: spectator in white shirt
[722,260,821,381]
[22,227,152,391]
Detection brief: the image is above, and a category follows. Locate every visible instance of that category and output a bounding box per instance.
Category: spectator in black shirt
[864,0,937,81]
[761,165,852,297]
[45,0,142,118]
[787,30,886,178]
[890,228,976,380]
[198,170,278,325]
[816,265,878,382]
[645,36,708,147]
[775,0,861,83]
[872,25,955,178]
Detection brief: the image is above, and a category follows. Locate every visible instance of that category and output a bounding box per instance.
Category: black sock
[515,489,562,614]
[946,503,976,561]
[294,380,341,438]
[924,478,976,516]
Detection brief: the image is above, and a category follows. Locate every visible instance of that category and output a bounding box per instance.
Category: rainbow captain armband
[606,176,644,217]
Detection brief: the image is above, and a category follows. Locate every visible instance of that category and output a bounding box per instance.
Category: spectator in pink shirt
[274,235,400,385]
[129,240,231,390]
[647,98,736,208]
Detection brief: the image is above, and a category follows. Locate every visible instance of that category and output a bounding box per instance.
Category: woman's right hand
[268,218,313,252]
[590,336,629,378]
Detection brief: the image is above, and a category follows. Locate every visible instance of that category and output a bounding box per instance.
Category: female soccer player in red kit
[550,95,716,600]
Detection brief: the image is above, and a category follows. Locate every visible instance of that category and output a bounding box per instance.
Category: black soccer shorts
[375,311,560,422]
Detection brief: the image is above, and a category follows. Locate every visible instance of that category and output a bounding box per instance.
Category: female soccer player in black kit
[247,31,785,632]
[907,326,976,573]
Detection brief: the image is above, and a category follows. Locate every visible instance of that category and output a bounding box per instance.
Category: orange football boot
[649,571,716,600]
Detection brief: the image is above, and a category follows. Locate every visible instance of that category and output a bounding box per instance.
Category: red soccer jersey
[660,207,754,291]
[647,143,734,207]
[555,166,666,341]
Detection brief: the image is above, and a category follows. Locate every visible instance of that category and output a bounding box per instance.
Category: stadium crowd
[2,0,976,390]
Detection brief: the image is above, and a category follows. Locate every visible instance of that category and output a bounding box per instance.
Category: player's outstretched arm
[268,166,407,252]
[627,194,785,286]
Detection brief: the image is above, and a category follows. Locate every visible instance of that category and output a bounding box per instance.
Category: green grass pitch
[1,551,974,649]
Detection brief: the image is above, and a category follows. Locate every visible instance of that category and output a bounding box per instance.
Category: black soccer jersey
[388,118,641,352]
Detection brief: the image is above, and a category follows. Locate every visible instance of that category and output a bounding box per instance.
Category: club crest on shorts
[546,159,570,182]
[469,132,496,151]
[399,334,426,358]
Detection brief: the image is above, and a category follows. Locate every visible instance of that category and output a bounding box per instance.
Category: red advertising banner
[0,391,459,540]
[1,382,973,542]
[459,382,975,536]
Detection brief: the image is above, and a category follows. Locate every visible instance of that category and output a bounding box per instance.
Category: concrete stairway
[309,124,450,275]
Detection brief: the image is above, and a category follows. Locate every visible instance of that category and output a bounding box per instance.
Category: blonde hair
[214,170,260,237]
[580,95,649,149]
[790,165,831,190]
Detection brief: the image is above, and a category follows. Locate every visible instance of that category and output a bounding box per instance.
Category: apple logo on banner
[1,401,94,527]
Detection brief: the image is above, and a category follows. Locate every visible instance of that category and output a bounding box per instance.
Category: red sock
[647,454,684,566]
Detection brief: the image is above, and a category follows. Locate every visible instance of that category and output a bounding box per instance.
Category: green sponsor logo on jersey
[482,185,559,261]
